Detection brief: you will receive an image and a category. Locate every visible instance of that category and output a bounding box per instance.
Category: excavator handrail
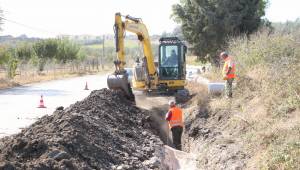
[159,37,183,44]
[125,15,142,23]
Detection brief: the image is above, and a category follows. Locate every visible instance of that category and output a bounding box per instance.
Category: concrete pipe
[208,82,225,94]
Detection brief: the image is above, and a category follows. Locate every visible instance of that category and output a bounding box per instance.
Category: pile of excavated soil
[0,89,163,170]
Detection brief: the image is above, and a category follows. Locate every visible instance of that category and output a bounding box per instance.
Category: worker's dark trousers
[225,78,234,98]
[171,126,183,150]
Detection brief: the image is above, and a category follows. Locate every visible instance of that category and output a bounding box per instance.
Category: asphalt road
[0,74,107,137]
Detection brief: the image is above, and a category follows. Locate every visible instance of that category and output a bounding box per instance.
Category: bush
[56,39,81,63]
[7,57,18,79]
[0,46,11,65]
[0,46,19,79]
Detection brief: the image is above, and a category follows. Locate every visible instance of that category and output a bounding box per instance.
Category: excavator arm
[114,13,157,80]
[107,13,158,99]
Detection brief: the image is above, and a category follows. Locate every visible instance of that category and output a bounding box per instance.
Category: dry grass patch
[202,66,222,82]
[183,82,209,120]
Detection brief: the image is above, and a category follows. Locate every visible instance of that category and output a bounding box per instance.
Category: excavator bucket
[107,74,135,101]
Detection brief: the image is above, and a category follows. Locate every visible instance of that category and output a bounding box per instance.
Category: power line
[0,16,57,35]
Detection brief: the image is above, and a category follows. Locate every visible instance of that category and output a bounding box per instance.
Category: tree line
[0,38,84,78]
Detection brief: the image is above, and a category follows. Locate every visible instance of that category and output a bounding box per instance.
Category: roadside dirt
[0,89,163,170]
[0,78,20,89]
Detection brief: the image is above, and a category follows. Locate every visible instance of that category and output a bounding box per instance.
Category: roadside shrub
[0,46,19,79]
[0,46,11,65]
[7,57,18,79]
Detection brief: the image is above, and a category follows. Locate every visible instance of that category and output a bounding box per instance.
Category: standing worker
[220,51,236,98]
[165,100,183,150]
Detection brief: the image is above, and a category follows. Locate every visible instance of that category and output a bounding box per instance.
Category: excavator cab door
[158,37,186,80]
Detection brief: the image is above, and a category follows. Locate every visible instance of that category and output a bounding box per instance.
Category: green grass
[265,142,300,170]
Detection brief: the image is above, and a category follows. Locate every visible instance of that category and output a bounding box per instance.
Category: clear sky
[0,0,299,38]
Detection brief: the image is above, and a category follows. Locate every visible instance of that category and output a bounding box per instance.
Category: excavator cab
[158,37,187,90]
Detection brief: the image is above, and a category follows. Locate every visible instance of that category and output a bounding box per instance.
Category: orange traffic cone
[84,81,89,90]
[37,95,46,108]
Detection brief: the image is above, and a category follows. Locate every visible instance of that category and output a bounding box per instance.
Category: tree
[16,43,36,63]
[33,38,85,71]
[172,0,268,63]
[33,39,59,71]
[56,39,81,63]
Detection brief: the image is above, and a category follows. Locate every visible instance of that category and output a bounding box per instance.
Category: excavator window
[161,45,179,67]
[159,45,180,79]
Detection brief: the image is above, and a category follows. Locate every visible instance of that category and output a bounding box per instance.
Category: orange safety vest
[222,56,236,79]
[168,106,183,129]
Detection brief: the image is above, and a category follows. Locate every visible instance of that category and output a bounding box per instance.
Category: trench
[135,93,171,145]
[149,106,171,145]
[135,93,198,169]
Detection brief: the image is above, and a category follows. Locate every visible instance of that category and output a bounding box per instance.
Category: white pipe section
[208,82,225,94]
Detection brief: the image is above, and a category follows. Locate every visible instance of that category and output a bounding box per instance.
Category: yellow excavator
[107,13,188,101]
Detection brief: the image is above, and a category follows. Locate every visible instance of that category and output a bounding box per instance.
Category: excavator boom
[107,13,158,100]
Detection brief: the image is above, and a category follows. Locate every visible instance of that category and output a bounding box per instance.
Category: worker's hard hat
[168,100,176,106]
[220,51,228,57]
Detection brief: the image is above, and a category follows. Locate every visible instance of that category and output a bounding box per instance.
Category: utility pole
[101,35,105,70]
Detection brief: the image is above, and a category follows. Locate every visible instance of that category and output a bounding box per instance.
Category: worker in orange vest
[220,51,236,98]
[165,100,183,150]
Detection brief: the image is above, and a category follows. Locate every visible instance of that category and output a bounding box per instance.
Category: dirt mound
[0,89,163,170]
